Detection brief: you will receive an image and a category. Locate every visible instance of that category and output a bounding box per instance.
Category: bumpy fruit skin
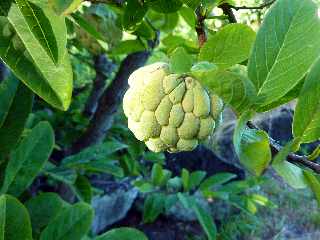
[123,62,223,153]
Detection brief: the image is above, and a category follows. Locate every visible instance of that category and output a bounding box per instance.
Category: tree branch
[247,121,320,174]
[230,0,276,11]
[86,0,124,6]
[195,6,207,48]
[219,3,237,23]
[83,55,115,117]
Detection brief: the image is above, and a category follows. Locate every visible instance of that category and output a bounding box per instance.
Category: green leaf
[179,5,196,28]
[189,171,206,190]
[200,173,237,191]
[111,40,146,55]
[199,24,255,70]
[2,2,73,110]
[233,111,271,175]
[44,165,77,185]
[148,0,183,13]
[170,47,193,74]
[201,70,256,114]
[190,61,218,79]
[0,76,19,128]
[143,193,165,223]
[122,0,148,31]
[293,58,320,143]
[272,141,307,189]
[76,160,124,177]
[25,193,64,236]
[0,0,12,16]
[247,0,320,106]
[181,168,190,192]
[95,227,148,240]
[304,171,320,206]
[256,79,304,112]
[273,161,308,188]
[49,0,83,15]
[177,194,216,240]
[15,0,58,63]
[73,175,92,203]
[1,122,54,196]
[62,141,127,167]
[40,202,94,240]
[0,78,33,156]
[193,203,217,240]
[181,0,200,9]
[133,20,155,40]
[151,163,163,186]
[70,13,105,41]
[0,194,33,240]
[162,34,198,54]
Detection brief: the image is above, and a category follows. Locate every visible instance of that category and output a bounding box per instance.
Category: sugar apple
[123,62,223,153]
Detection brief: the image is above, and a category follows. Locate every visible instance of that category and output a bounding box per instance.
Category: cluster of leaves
[2,0,320,239]
[134,163,273,240]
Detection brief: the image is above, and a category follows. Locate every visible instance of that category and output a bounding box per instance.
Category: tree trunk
[70,51,151,154]
[83,55,115,117]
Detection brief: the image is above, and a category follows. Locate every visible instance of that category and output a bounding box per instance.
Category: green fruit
[123,62,223,153]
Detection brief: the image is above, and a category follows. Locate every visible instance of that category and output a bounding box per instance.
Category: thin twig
[231,0,276,11]
[219,3,237,23]
[195,6,207,48]
[86,0,124,6]
[247,121,320,174]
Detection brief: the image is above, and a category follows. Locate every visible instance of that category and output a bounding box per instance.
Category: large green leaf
[40,202,94,240]
[247,0,320,106]
[122,0,148,31]
[272,141,307,189]
[0,194,33,240]
[0,79,33,156]
[1,122,54,196]
[199,24,255,70]
[95,227,148,240]
[233,111,271,175]
[170,46,193,74]
[0,2,73,110]
[25,192,65,237]
[304,171,320,206]
[293,58,320,143]
[200,70,256,114]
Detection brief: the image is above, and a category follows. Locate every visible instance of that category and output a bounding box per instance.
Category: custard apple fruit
[123,62,223,153]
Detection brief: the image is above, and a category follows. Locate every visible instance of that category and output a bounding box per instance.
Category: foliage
[1,0,320,239]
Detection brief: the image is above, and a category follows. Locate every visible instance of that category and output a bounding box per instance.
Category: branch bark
[219,3,237,23]
[195,6,207,48]
[70,50,152,154]
[247,121,320,174]
[87,0,124,6]
[230,0,276,10]
[83,55,114,117]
